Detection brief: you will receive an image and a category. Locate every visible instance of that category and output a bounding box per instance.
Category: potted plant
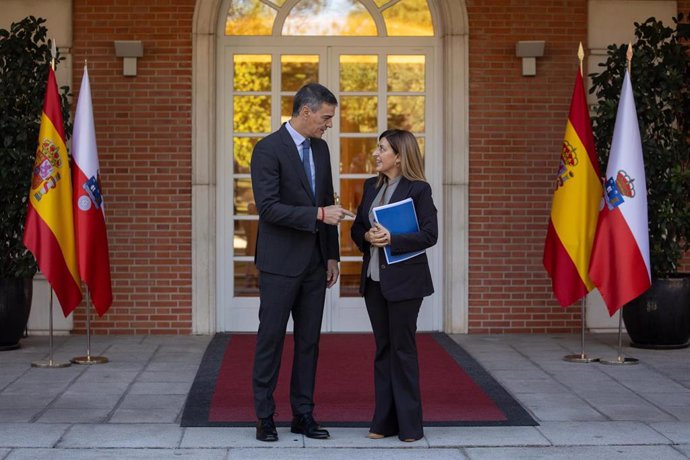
[0,16,71,349]
[589,14,690,348]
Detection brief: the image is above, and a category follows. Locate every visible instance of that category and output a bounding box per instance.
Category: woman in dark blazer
[350,129,438,442]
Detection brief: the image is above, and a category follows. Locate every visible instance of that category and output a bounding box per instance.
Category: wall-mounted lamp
[114,40,144,76]
[515,40,545,76]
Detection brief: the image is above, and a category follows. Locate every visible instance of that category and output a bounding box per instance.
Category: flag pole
[70,60,109,365]
[31,290,70,368]
[598,43,639,366]
[563,297,599,362]
[600,309,638,365]
[50,38,56,71]
[71,289,108,364]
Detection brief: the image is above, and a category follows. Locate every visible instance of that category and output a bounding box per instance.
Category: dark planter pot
[0,277,33,351]
[622,275,690,349]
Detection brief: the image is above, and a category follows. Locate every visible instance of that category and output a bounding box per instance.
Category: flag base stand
[563,353,599,363]
[31,359,71,368]
[599,310,638,365]
[70,291,108,365]
[563,298,599,363]
[600,356,639,365]
[31,290,71,368]
[71,355,108,365]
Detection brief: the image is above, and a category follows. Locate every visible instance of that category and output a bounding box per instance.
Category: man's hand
[326,259,339,288]
[321,205,355,225]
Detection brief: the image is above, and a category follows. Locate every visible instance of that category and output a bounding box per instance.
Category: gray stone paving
[0,333,688,459]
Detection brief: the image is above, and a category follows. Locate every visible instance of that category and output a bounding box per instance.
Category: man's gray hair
[292,83,337,116]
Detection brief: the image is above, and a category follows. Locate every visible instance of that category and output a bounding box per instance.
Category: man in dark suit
[250,83,354,442]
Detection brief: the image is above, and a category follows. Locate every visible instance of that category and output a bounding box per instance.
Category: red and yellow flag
[23,67,83,316]
[543,68,603,307]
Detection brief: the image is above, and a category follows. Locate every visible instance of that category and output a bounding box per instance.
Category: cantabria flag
[72,65,113,317]
[589,68,651,315]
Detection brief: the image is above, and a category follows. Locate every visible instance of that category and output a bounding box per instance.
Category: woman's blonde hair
[376,129,426,187]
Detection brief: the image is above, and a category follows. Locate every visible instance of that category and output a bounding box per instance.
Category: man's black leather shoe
[290,413,330,439]
[256,416,278,442]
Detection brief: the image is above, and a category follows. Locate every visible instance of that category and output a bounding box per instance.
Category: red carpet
[181,333,537,427]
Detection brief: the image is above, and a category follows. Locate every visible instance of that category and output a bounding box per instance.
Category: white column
[191,0,222,334]
[442,32,470,334]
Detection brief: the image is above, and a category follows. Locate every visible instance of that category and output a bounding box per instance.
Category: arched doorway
[191,0,469,334]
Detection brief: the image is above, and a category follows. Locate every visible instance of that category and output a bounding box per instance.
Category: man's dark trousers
[252,239,326,418]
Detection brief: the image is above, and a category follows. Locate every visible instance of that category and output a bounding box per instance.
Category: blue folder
[372,197,424,264]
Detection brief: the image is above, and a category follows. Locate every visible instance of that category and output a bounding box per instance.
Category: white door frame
[190,0,470,334]
[216,42,442,332]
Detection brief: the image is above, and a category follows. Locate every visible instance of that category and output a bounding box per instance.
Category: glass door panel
[340,96,378,133]
[338,177,366,256]
[234,261,259,297]
[223,46,435,332]
[387,96,425,132]
[387,55,425,91]
[340,55,377,91]
[281,55,319,91]
[332,49,432,331]
[230,53,272,306]
[339,260,361,298]
[337,53,379,307]
[225,49,325,330]
[233,137,260,174]
[232,178,256,216]
[233,55,271,91]
[280,55,319,124]
[340,137,377,174]
[233,96,271,132]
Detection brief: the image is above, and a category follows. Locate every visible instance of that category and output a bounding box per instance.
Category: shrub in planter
[590,14,690,348]
[0,16,71,348]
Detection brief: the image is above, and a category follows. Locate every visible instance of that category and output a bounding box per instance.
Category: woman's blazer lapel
[360,179,380,224]
[361,176,412,222]
[389,176,412,204]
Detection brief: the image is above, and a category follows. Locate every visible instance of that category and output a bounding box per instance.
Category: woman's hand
[367,223,391,248]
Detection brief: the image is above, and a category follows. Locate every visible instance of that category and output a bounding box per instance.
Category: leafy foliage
[589,14,690,277]
[0,16,71,278]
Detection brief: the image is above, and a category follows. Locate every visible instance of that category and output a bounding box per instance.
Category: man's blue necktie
[302,138,314,194]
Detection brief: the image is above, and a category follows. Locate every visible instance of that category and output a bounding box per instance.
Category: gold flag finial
[50,38,56,70]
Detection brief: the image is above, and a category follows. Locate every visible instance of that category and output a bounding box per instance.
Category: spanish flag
[23,67,83,316]
[543,67,603,307]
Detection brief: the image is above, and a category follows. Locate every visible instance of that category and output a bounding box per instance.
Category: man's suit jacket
[250,123,339,277]
[350,176,437,302]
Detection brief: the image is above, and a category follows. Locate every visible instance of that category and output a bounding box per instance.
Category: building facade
[4,0,687,335]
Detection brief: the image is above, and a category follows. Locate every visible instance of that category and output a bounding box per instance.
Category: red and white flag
[589,69,651,316]
[72,65,113,316]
